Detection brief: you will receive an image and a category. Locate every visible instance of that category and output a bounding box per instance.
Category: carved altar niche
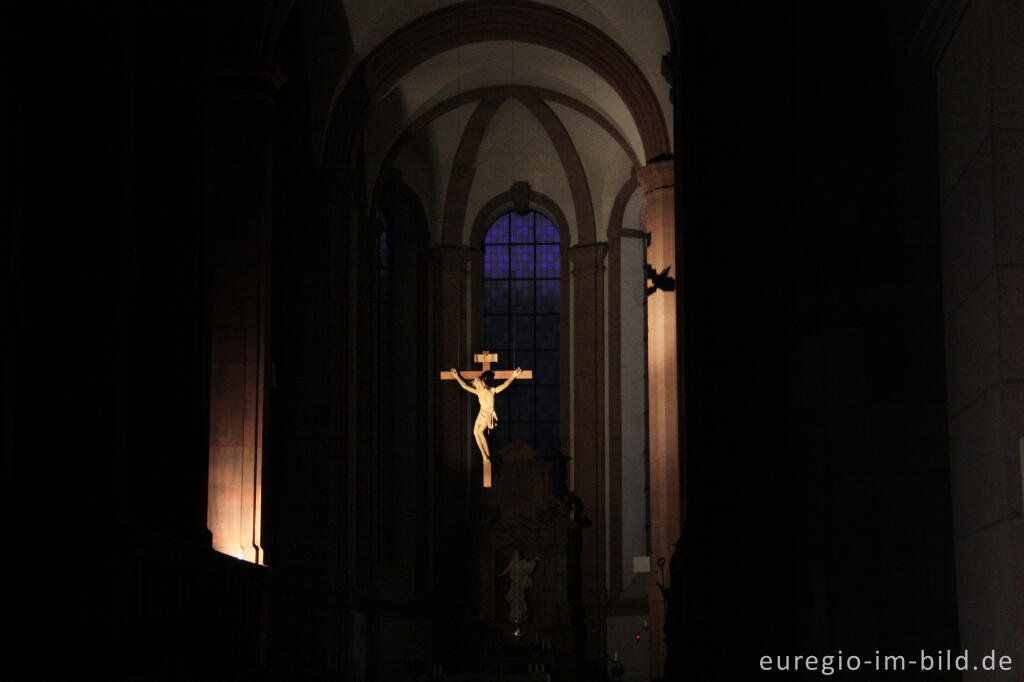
[479,440,580,669]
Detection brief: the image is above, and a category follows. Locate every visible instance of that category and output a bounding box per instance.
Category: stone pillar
[568,242,609,671]
[353,215,380,592]
[206,66,283,563]
[434,244,474,616]
[637,157,680,678]
[915,2,1024,678]
[325,165,354,592]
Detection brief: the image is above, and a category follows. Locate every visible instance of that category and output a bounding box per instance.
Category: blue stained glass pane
[535,217,559,243]
[491,424,510,454]
[490,352,513,372]
[513,316,534,350]
[509,212,533,243]
[535,387,559,420]
[511,350,535,375]
[484,245,510,279]
[484,315,509,349]
[511,281,534,314]
[535,315,559,350]
[511,386,533,420]
[510,245,534,278]
[484,281,509,314]
[485,214,510,244]
[510,423,535,448]
[535,280,559,313]
[535,350,559,384]
[535,422,560,454]
[495,392,510,419]
[481,210,559,454]
[535,244,560,278]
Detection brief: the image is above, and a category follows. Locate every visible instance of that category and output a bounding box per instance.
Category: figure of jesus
[449,366,523,462]
[498,549,539,623]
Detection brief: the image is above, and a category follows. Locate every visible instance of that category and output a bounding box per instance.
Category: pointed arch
[437,92,597,245]
[371,85,641,216]
[439,96,507,246]
[327,0,670,164]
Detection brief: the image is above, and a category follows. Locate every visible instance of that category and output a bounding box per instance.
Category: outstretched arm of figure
[494,367,523,394]
[497,563,511,577]
[450,369,475,393]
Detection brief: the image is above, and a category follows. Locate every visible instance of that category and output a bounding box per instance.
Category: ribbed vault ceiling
[333,0,671,244]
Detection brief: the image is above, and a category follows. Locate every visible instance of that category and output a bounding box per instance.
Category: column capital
[568,242,609,270]
[433,244,472,271]
[638,156,675,194]
[213,64,286,102]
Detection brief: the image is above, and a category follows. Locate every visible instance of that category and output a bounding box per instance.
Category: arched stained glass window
[482,210,560,458]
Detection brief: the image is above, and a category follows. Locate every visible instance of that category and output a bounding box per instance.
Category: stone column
[568,242,609,670]
[353,216,381,592]
[915,3,1024,678]
[637,157,680,678]
[206,66,283,563]
[434,244,474,619]
[325,165,354,592]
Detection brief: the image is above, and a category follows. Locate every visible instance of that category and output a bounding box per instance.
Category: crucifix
[440,351,533,487]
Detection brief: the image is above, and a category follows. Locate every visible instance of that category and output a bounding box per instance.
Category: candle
[614,651,619,661]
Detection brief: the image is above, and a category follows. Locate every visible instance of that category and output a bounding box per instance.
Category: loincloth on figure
[478,408,498,433]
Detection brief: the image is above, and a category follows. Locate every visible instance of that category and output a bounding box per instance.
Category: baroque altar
[476,439,583,676]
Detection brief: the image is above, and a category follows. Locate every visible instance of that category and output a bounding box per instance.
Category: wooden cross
[438,351,534,382]
[440,351,533,487]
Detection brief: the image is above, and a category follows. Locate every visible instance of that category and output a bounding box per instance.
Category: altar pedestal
[477,441,582,677]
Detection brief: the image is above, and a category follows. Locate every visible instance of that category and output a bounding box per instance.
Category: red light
[635,633,641,641]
